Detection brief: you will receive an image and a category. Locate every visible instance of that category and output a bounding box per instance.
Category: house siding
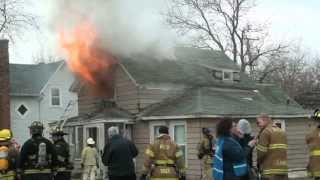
[10,97,40,144]
[40,64,78,122]
[78,86,100,115]
[132,121,150,175]
[114,66,139,114]
[11,64,78,144]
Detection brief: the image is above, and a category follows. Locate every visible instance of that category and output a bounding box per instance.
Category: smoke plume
[52,0,176,59]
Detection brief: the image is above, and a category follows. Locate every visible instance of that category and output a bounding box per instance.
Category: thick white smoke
[52,0,176,59]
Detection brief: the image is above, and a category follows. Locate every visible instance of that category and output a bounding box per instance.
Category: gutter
[141,114,310,120]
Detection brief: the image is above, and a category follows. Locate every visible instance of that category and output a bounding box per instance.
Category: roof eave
[140,114,310,120]
[10,93,39,97]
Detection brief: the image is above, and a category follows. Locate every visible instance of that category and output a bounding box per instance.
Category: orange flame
[59,21,116,96]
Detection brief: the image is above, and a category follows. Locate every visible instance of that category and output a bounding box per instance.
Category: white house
[9,61,78,144]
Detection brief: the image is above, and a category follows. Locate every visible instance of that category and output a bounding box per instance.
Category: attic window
[51,88,61,106]
[17,104,28,116]
[223,71,233,81]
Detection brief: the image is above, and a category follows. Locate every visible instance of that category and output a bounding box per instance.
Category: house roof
[119,47,255,89]
[64,106,134,126]
[10,61,64,96]
[139,85,308,119]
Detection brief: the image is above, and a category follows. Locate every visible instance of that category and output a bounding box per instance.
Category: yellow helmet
[0,129,12,141]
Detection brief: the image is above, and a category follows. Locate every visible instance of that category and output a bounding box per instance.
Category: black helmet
[29,121,44,135]
[311,109,320,122]
[202,128,211,135]
[50,127,67,136]
[159,126,169,134]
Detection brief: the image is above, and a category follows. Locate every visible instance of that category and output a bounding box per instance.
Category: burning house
[59,40,310,179]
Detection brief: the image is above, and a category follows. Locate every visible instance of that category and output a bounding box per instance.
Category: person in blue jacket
[213,118,248,180]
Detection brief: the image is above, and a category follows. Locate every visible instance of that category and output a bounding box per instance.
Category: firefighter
[140,126,186,180]
[256,113,288,180]
[197,128,215,180]
[17,121,58,180]
[51,127,73,180]
[0,129,19,180]
[306,109,320,180]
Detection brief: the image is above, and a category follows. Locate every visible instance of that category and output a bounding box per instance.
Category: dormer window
[223,71,233,81]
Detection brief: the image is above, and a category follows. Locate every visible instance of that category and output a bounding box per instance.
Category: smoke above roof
[52,0,176,59]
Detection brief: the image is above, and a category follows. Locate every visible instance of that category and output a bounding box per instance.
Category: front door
[84,123,105,179]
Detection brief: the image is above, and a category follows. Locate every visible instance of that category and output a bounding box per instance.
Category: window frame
[273,119,286,131]
[149,121,188,166]
[50,87,62,107]
[16,102,30,118]
[170,121,188,166]
[223,70,233,81]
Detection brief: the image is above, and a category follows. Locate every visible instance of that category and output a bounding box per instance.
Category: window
[150,122,166,143]
[273,120,286,131]
[51,88,61,106]
[223,71,233,81]
[75,126,83,159]
[16,103,29,117]
[149,121,187,165]
[173,124,187,164]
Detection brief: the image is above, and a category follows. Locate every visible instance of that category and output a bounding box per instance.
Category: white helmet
[87,137,95,145]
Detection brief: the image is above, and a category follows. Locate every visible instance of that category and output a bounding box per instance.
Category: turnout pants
[82,165,97,180]
[22,173,52,180]
[261,174,289,180]
[201,155,214,180]
[54,171,71,180]
[109,174,136,180]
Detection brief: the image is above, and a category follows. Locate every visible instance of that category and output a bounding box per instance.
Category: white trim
[141,114,309,120]
[40,61,65,94]
[273,119,286,131]
[49,87,62,107]
[118,63,139,86]
[15,102,30,118]
[149,121,166,143]
[169,120,188,167]
[65,118,134,127]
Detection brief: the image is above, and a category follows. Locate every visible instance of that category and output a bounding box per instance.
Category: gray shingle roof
[10,61,63,96]
[140,86,308,118]
[119,47,255,89]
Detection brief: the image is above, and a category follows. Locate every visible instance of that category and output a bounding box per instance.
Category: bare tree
[166,0,286,72]
[33,50,60,64]
[0,0,37,40]
[257,45,320,98]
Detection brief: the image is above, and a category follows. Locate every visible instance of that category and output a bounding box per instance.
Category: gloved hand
[140,174,147,180]
[81,163,84,169]
[180,175,186,180]
[96,163,100,169]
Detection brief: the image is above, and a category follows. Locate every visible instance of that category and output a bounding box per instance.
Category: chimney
[0,39,10,129]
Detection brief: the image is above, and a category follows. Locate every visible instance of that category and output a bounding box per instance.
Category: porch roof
[139,85,309,119]
[64,106,134,126]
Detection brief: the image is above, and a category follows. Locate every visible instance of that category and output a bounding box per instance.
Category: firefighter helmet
[29,121,44,135]
[311,109,320,122]
[87,138,95,145]
[0,129,12,141]
[50,127,67,136]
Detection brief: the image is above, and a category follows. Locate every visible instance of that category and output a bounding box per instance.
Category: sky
[9,0,320,64]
